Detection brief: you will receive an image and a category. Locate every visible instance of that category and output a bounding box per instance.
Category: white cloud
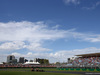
[0,42,51,52]
[1,21,100,44]
[1,21,100,63]
[0,21,68,42]
[27,52,32,55]
[0,54,8,63]
[4,47,100,63]
[63,0,100,10]
[63,0,80,5]
[96,1,100,6]
[69,31,100,42]
[0,21,100,52]
[83,37,100,42]
[11,52,22,57]
[82,1,100,10]
[0,21,69,51]
[25,43,51,51]
[0,41,25,51]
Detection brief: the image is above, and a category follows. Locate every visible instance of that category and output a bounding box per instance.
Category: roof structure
[24,61,40,65]
[0,62,3,64]
[75,53,100,57]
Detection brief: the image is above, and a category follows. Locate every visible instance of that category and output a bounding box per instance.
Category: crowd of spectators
[72,57,100,67]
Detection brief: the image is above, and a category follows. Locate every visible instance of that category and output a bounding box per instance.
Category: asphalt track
[46,71,100,75]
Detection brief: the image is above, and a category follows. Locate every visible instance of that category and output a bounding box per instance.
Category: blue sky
[0,0,100,63]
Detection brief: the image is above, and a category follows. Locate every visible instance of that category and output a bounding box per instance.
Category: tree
[39,59,49,65]
[44,59,49,65]
[39,59,44,64]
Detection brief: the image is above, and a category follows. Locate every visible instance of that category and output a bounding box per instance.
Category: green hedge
[96,69,100,71]
[70,68,74,70]
[65,68,69,70]
[58,68,100,71]
[88,69,95,71]
[82,68,87,71]
[61,68,64,70]
[76,68,80,70]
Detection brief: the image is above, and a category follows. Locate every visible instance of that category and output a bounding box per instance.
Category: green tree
[44,59,49,65]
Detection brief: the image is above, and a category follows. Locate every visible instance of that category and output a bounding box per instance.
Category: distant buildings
[7,55,17,63]
[7,55,28,64]
[25,59,28,62]
[19,57,24,63]
[34,58,41,62]
[6,55,49,65]
[30,60,33,62]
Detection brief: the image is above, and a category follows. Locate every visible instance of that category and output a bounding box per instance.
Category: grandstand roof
[24,61,40,65]
[75,53,100,57]
[0,62,3,64]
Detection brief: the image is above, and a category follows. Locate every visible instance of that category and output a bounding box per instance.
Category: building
[19,57,24,63]
[71,53,100,68]
[24,61,40,65]
[34,58,41,62]
[34,58,49,65]
[25,59,28,62]
[12,59,17,64]
[7,55,16,63]
[67,57,75,63]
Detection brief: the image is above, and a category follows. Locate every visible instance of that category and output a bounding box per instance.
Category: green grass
[1,68,100,75]
[0,71,80,75]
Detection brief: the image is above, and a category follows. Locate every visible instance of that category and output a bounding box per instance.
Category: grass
[0,71,80,75]
[0,67,100,75]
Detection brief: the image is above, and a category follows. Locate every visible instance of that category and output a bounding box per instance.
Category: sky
[0,0,100,63]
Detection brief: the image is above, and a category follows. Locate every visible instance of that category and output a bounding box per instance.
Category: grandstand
[76,53,100,57]
[72,53,100,68]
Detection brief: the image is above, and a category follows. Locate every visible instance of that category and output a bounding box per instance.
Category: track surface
[46,71,100,75]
